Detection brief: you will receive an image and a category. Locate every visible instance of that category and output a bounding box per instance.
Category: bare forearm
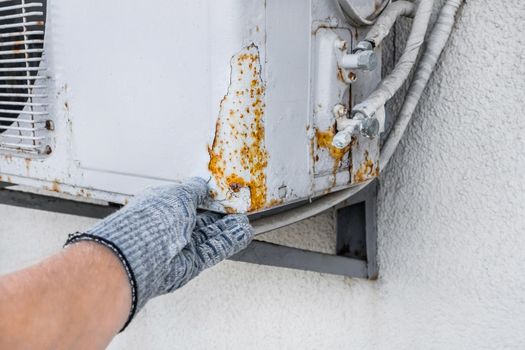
[0,242,131,350]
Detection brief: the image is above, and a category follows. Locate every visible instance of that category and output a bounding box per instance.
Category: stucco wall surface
[1,0,524,349]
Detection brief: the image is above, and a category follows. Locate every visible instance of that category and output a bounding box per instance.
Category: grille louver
[0,0,50,156]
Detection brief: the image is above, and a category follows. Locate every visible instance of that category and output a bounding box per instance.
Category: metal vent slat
[0,0,49,156]
[0,30,43,38]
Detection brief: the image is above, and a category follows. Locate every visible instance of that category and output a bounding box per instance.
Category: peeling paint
[51,180,60,193]
[208,44,268,213]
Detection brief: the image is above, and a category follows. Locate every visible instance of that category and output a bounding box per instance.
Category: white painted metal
[0,0,382,214]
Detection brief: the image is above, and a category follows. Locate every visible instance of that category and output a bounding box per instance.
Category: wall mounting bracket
[232,180,378,279]
[0,180,378,279]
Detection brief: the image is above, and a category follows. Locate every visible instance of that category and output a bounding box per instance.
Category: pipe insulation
[337,0,391,27]
[252,0,464,235]
[352,0,435,119]
[381,0,464,169]
[365,1,417,47]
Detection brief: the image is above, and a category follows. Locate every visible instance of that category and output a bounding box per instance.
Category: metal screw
[45,120,54,131]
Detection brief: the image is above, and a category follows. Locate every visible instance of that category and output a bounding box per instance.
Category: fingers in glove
[195,212,223,229]
[103,177,209,253]
[192,214,248,246]
[194,215,254,270]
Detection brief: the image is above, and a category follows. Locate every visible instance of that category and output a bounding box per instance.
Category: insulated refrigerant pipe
[351,0,435,120]
[380,0,464,169]
[252,0,465,235]
[336,0,391,27]
[364,0,416,47]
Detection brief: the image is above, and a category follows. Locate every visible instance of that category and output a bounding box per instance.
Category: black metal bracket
[0,180,378,279]
[232,180,378,279]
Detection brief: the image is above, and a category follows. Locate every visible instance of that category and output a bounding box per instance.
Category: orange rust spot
[51,180,60,193]
[7,176,12,183]
[268,198,284,208]
[337,68,345,82]
[224,207,237,214]
[4,155,12,161]
[316,127,355,187]
[226,173,247,193]
[208,44,268,212]
[353,151,380,183]
[316,127,351,163]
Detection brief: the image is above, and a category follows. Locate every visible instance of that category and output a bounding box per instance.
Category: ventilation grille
[0,0,50,156]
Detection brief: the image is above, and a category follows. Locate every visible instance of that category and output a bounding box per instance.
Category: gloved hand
[65,178,254,330]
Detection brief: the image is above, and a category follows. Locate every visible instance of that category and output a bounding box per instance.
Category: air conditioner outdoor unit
[0,0,382,214]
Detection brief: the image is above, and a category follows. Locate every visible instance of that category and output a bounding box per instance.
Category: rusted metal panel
[208,44,269,213]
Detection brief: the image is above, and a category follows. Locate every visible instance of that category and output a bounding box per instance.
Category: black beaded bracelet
[65,232,138,332]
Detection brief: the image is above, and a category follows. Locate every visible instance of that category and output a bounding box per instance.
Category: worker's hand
[65,178,254,329]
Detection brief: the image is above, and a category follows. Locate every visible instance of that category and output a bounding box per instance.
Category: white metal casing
[0,0,382,214]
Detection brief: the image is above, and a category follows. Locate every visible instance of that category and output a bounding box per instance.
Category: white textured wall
[1,0,524,348]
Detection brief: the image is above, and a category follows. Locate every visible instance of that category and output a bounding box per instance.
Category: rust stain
[337,68,345,82]
[208,44,268,212]
[224,207,237,214]
[7,176,12,183]
[4,155,12,162]
[316,127,353,187]
[316,127,351,165]
[50,180,60,193]
[267,198,284,208]
[353,151,380,183]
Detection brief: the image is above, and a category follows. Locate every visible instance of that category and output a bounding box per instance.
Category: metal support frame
[232,180,378,279]
[0,180,378,279]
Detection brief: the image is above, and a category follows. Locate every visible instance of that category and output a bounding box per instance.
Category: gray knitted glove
[65,178,254,330]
